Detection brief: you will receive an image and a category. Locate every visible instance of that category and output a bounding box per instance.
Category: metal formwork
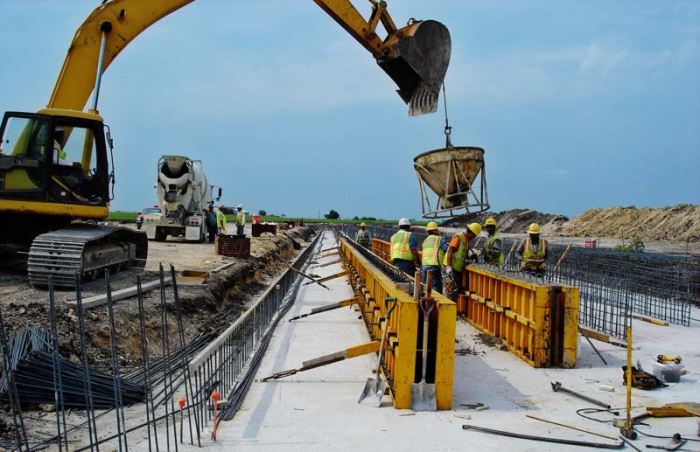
[464,266,579,368]
[339,238,456,410]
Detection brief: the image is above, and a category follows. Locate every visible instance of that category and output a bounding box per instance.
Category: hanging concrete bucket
[414,146,489,219]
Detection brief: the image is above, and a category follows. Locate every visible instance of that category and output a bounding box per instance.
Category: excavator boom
[50,0,450,115]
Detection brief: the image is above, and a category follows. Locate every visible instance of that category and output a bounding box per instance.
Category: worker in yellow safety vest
[53,125,69,165]
[482,217,504,265]
[516,223,548,275]
[421,221,449,293]
[443,222,482,300]
[235,204,246,236]
[216,205,228,235]
[390,218,421,276]
[356,223,372,249]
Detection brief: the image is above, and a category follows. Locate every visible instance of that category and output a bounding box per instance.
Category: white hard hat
[398,218,411,226]
[237,204,243,208]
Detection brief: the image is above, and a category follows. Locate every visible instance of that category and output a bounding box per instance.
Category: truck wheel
[155,228,167,242]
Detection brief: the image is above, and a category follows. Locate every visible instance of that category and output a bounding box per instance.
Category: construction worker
[517,223,548,275]
[443,222,482,299]
[216,205,227,235]
[421,221,448,293]
[235,204,246,235]
[390,218,421,276]
[482,217,504,265]
[206,204,217,243]
[356,222,372,249]
[53,125,69,165]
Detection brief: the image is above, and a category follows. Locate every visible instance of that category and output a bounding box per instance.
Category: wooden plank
[73,277,172,310]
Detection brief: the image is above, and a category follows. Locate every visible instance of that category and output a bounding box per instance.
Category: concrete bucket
[414,146,489,218]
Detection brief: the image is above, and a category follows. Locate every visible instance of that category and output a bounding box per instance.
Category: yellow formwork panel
[340,238,456,409]
[561,286,580,368]
[465,266,579,368]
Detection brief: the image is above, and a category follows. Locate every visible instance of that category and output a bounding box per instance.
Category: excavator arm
[48,0,450,116]
[48,0,195,111]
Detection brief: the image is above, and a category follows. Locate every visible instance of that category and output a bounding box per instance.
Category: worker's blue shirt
[408,233,418,251]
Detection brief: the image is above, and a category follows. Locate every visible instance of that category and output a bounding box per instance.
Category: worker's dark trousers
[393,259,416,277]
[207,225,217,243]
[421,265,443,293]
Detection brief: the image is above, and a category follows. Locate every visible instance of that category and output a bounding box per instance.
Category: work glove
[445,267,453,277]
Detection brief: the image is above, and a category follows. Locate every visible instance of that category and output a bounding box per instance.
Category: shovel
[358,297,397,407]
[411,295,436,411]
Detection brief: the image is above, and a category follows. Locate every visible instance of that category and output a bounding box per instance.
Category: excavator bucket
[378,20,451,116]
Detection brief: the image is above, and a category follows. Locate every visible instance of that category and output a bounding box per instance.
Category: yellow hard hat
[467,223,482,236]
[360,222,366,227]
[484,217,497,227]
[527,223,541,234]
[426,221,438,231]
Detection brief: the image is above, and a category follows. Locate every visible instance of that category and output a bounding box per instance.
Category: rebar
[75,274,99,451]
[105,269,128,452]
[136,276,157,452]
[342,224,699,339]
[170,264,201,447]
[0,306,29,451]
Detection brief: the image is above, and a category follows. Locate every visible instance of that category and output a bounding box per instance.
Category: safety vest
[443,233,470,272]
[421,235,444,266]
[485,232,504,265]
[54,141,66,163]
[236,211,245,226]
[216,210,227,230]
[390,230,415,262]
[357,229,370,246]
[523,237,547,260]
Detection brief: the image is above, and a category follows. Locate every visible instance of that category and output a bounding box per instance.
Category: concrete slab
[141,232,700,451]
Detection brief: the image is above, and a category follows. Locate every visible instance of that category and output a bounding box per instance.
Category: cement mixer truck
[145,155,222,242]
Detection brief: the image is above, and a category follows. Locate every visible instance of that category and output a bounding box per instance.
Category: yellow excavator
[0,0,451,287]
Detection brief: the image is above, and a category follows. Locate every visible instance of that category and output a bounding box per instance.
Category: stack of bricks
[215,234,251,257]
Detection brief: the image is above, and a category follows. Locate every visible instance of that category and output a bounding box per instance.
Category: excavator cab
[0,110,111,216]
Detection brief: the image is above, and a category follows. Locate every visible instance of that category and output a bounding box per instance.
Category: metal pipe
[91,22,112,111]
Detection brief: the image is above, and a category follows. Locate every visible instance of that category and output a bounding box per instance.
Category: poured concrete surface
[154,231,700,451]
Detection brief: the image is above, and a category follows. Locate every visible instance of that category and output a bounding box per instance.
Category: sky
[0,0,698,221]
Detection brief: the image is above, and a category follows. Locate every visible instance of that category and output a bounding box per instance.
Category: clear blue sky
[1,1,698,220]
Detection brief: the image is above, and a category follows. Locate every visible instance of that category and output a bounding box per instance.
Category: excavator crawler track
[28,224,148,287]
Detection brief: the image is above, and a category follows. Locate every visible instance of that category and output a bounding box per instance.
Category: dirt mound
[441,204,699,244]
[442,209,568,234]
[555,204,700,243]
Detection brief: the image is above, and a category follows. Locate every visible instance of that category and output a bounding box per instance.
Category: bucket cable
[442,83,453,148]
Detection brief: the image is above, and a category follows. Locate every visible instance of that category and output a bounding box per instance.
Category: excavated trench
[0,227,317,440]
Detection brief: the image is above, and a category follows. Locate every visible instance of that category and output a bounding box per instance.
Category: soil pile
[442,204,699,243]
[441,209,568,235]
[556,204,699,243]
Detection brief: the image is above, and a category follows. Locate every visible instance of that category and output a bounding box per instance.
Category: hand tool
[656,355,682,364]
[411,296,436,411]
[551,381,611,409]
[645,433,687,451]
[358,298,397,407]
